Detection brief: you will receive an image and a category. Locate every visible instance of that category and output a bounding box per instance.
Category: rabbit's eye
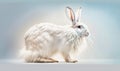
[77,25,81,28]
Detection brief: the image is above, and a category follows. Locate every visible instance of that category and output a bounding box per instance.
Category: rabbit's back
[24,23,65,42]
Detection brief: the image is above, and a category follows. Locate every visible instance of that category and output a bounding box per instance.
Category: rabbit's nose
[87,32,89,36]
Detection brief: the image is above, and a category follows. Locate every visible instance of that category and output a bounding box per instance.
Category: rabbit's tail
[19,47,40,62]
[19,47,58,63]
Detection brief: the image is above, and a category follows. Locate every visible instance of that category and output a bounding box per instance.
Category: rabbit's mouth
[85,32,89,37]
[82,32,89,37]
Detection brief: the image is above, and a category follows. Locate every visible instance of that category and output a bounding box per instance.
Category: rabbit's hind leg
[30,57,59,63]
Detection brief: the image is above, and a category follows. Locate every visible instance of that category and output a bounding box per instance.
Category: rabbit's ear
[76,7,82,22]
[66,7,75,23]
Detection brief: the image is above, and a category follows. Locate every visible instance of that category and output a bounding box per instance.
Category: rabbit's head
[66,6,89,37]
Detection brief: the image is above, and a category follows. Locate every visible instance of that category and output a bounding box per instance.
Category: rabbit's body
[22,23,82,62]
[20,7,90,63]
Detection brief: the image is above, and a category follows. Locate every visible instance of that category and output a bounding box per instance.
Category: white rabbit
[20,7,90,63]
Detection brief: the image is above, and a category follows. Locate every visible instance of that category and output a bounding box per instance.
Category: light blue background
[0,0,120,64]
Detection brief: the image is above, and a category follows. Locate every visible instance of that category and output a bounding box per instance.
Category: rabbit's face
[73,24,89,37]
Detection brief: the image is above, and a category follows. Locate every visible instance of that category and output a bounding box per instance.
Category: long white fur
[20,23,83,61]
[19,7,90,62]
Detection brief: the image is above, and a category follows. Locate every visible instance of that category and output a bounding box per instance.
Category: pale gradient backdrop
[0,0,120,64]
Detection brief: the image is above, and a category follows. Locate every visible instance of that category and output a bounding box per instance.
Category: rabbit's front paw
[66,59,78,63]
